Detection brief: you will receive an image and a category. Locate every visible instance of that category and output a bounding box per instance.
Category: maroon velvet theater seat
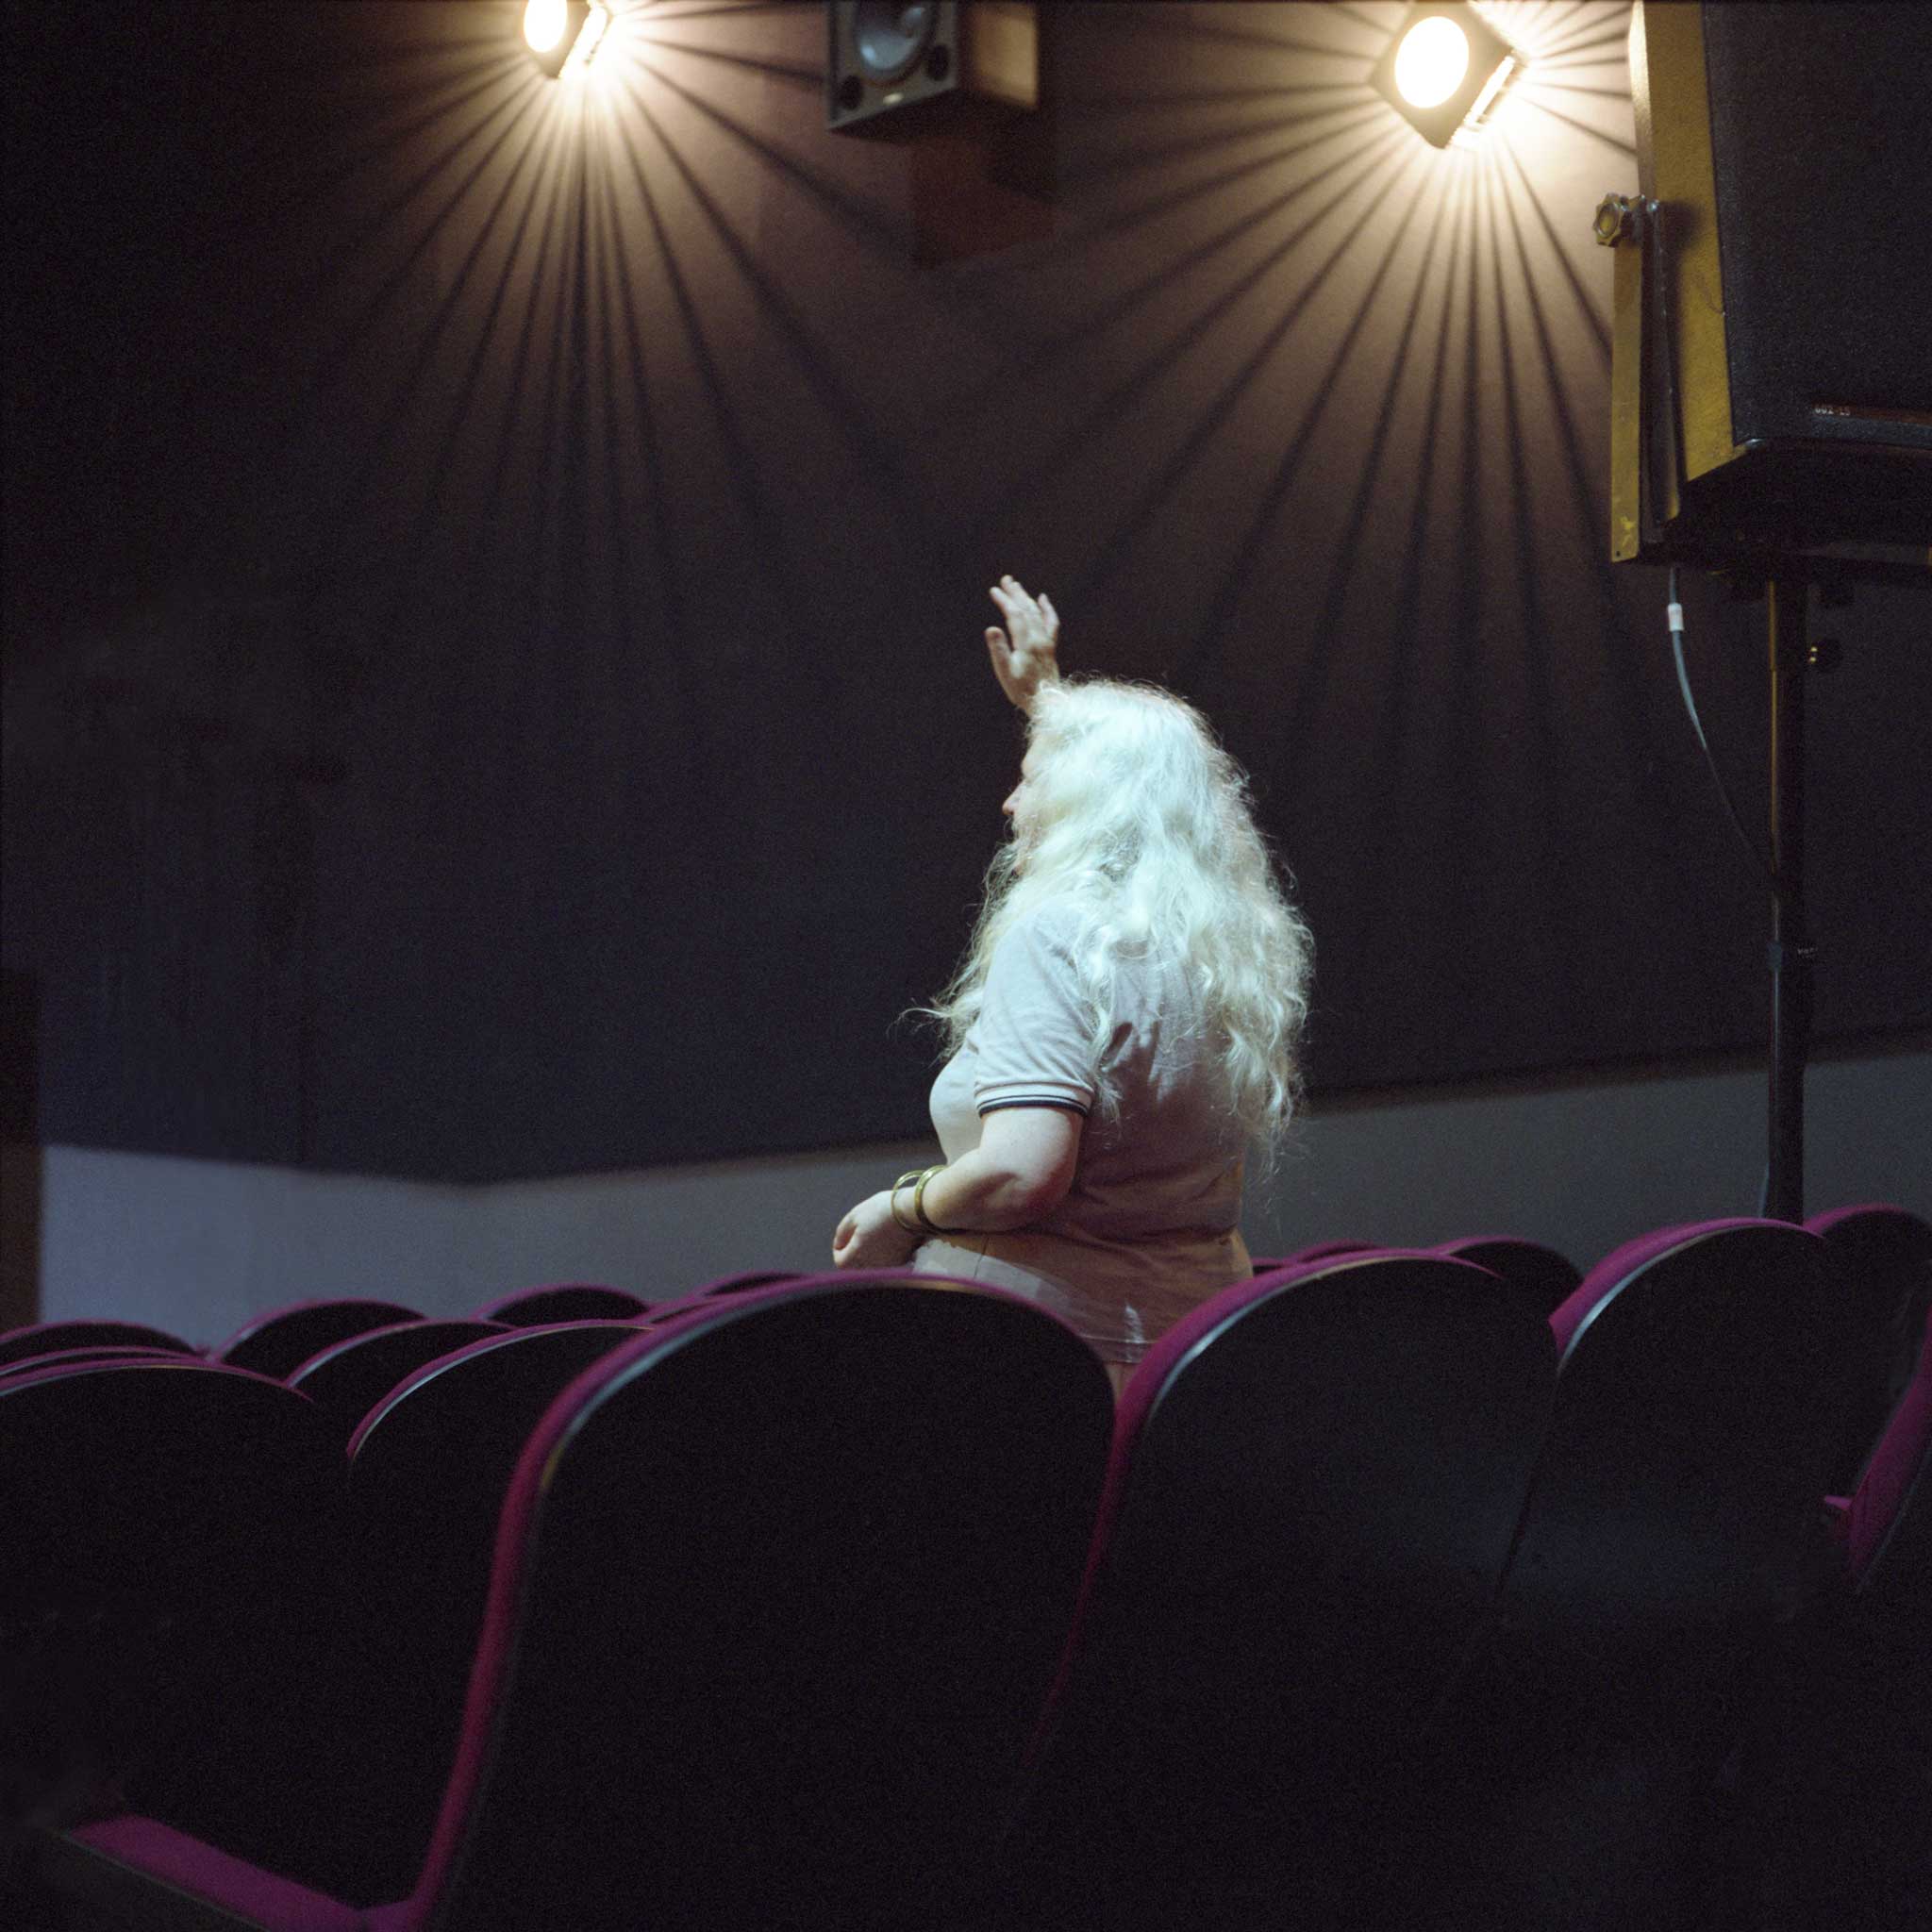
[1433,1234,1583,1316]
[0,1343,188,1383]
[1807,1201,1932,1494]
[0,1318,195,1367]
[468,1282,649,1324]
[33,1820,384,1931]
[0,1357,348,1874]
[29,1274,1113,1931]
[624,1273,799,1331]
[1405,1217,1855,1931]
[336,1320,644,1895]
[212,1299,423,1380]
[1250,1237,1374,1274]
[1755,1317,1932,1930]
[633,1293,702,1327]
[284,1319,507,1448]
[632,1271,801,1328]
[1842,1324,1931,1597]
[1002,1248,1556,1929]
[693,1267,800,1296]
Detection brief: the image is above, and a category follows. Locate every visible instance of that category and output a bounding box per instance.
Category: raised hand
[986,575,1062,711]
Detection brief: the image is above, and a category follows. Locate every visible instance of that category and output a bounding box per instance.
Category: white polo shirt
[915,902,1251,1364]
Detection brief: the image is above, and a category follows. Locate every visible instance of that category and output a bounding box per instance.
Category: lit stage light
[1393,16,1468,109]
[523,0,611,80]
[1371,2,1524,149]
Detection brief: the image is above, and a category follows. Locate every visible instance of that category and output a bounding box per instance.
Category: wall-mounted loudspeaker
[1617,1,1931,560]
[826,2,1037,133]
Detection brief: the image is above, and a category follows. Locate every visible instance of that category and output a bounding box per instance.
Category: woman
[833,576,1313,1398]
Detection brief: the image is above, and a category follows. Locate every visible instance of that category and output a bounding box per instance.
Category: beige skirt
[910,1225,1252,1368]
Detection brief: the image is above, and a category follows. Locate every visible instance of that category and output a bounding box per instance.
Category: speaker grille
[854,1,939,83]
[1701,3,1932,454]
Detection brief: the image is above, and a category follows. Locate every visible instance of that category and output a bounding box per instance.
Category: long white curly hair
[924,677,1313,1166]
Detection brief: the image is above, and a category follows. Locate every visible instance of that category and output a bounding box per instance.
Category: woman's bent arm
[828,1106,1081,1269]
[919,1105,1082,1233]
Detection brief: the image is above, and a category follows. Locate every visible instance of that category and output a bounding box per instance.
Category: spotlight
[524,0,609,80]
[1371,2,1524,149]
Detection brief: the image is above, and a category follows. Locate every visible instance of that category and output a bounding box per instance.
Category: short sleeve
[974,909,1098,1117]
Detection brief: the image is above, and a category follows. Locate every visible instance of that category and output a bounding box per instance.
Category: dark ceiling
[5,1,1927,1181]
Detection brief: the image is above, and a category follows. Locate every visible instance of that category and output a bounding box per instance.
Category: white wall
[34,1154,472,1345]
[1252,1047,1930,1262]
[26,1048,1931,1347]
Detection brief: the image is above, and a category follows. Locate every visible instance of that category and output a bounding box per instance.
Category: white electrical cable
[1666,567,1780,895]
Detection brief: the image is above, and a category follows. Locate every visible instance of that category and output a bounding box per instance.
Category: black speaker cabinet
[1629,2,1932,553]
[826,2,1037,133]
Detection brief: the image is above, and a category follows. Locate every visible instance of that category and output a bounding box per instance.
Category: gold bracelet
[912,1162,957,1237]
[890,1170,925,1235]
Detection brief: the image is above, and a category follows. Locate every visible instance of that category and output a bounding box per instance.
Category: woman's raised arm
[985,575,1062,711]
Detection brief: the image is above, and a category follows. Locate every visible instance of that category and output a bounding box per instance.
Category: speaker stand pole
[1765,575,1811,1224]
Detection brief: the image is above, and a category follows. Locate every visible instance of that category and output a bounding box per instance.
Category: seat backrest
[1264,1238,1375,1270]
[334,1320,645,1897]
[285,1319,505,1447]
[1846,1324,1930,1603]
[632,1274,798,1326]
[1434,1235,1582,1316]
[632,1275,795,1327]
[633,1291,705,1326]
[0,1344,187,1382]
[0,1359,344,1846]
[410,1274,1113,1932]
[469,1283,649,1324]
[0,1320,195,1367]
[693,1268,800,1296]
[1507,1219,1850,1742]
[1807,1202,1932,1492]
[1012,1250,1554,1897]
[211,1298,422,1378]
[1378,1226,1859,1932]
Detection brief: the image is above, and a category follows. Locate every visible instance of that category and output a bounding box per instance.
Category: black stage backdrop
[4,2,1927,1183]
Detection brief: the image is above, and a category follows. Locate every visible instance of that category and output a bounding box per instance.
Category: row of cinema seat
[0,1271,799,1371]
[1,1208,1925,1930]
[1256,1208,1927,1499]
